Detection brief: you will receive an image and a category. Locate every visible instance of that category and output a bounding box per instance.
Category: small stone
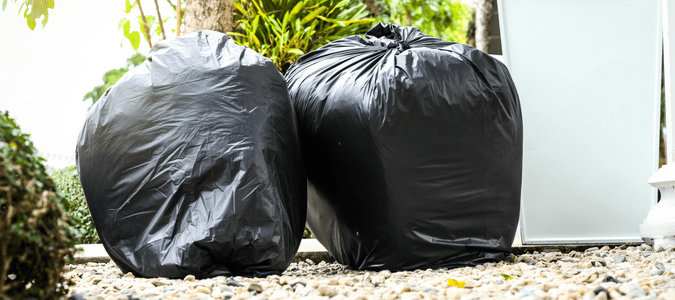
[371,275,385,285]
[137,289,160,298]
[517,289,534,298]
[651,269,665,276]
[288,278,307,286]
[618,281,646,298]
[594,291,609,300]
[248,283,263,294]
[226,278,243,287]
[318,285,337,297]
[68,294,86,300]
[150,278,168,287]
[460,295,480,300]
[379,270,392,278]
[306,259,316,265]
[400,292,423,300]
[593,286,609,295]
[361,273,372,283]
[604,275,619,283]
[641,244,653,251]
[658,289,675,300]
[222,291,235,299]
[655,261,667,271]
[300,287,319,297]
[269,290,290,300]
[348,292,368,300]
[395,284,412,294]
[122,272,135,279]
[338,277,355,286]
[614,256,626,263]
[183,274,196,282]
[591,260,606,267]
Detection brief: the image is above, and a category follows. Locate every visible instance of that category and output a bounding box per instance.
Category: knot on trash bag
[366,23,411,52]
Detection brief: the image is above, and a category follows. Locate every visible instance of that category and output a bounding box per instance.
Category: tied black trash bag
[285,24,523,270]
[76,30,306,278]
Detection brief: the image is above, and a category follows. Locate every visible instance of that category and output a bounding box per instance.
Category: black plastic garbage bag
[76,30,306,278]
[285,24,522,271]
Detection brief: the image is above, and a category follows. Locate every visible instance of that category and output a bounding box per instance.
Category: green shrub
[303,227,315,239]
[0,111,76,299]
[230,0,375,73]
[52,166,99,244]
[377,0,470,43]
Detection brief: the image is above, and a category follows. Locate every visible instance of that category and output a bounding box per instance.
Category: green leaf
[288,0,306,19]
[125,0,132,13]
[2,0,7,11]
[29,0,48,19]
[125,31,141,51]
[287,48,304,55]
[500,273,514,280]
[47,0,54,9]
[41,13,48,28]
[118,17,128,30]
[122,19,131,35]
[26,16,36,30]
[233,1,247,15]
[300,6,327,25]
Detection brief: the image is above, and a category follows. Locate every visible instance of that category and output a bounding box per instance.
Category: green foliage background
[230,0,375,73]
[51,166,99,244]
[377,0,470,43]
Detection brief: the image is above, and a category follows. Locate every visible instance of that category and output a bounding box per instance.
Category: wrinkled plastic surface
[285,24,522,271]
[76,30,306,279]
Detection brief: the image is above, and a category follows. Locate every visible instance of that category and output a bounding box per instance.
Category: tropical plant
[1,0,54,30]
[0,111,76,299]
[377,0,470,43]
[52,166,99,244]
[83,53,146,107]
[229,0,375,73]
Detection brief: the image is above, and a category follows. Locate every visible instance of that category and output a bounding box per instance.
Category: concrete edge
[74,237,644,265]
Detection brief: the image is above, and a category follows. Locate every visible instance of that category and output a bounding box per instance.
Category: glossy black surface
[77,30,306,278]
[286,23,523,271]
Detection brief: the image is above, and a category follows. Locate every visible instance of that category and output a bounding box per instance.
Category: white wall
[498,0,662,243]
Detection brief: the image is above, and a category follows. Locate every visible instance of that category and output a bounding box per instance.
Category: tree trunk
[362,0,378,16]
[475,0,493,53]
[466,9,476,47]
[183,0,234,35]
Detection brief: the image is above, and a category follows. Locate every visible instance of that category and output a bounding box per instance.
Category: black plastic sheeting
[285,24,523,271]
[76,30,306,279]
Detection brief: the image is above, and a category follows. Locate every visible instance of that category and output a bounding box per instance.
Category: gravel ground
[65,244,675,300]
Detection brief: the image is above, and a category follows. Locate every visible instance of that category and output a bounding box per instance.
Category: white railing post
[666,0,675,163]
[641,0,675,250]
